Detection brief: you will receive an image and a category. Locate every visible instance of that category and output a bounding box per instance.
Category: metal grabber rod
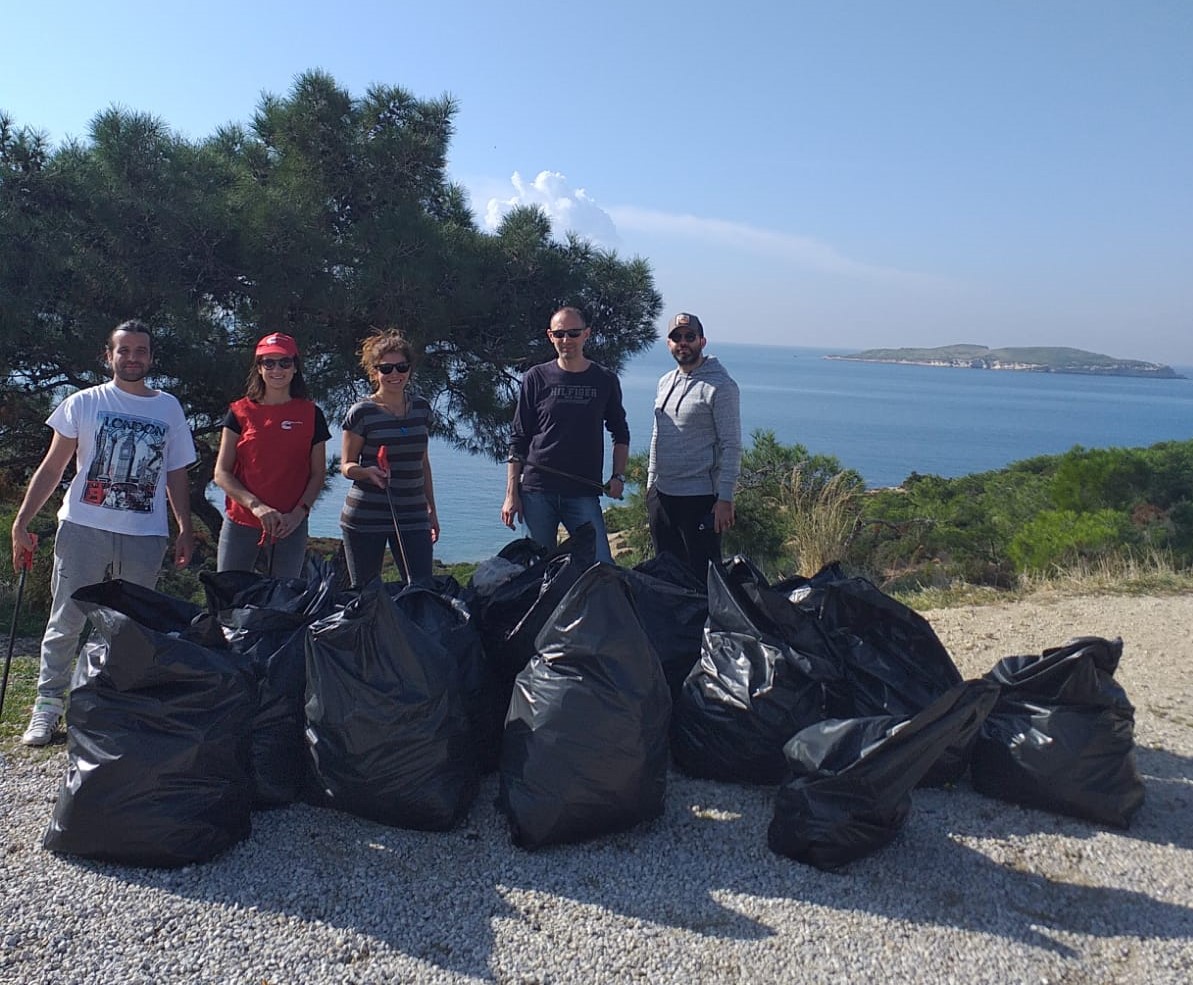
[376,444,414,584]
[1,545,35,722]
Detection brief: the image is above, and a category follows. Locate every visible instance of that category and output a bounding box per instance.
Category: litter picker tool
[514,459,623,498]
[256,526,278,577]
[376,444,414,583]
[1,545,34,722]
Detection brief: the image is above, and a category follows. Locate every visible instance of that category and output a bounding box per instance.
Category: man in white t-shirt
[9,320,197,746]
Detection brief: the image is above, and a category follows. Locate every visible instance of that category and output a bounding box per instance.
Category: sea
[276,342,1193,562]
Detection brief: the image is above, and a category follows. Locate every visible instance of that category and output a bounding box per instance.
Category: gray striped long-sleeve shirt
[340,396,432,532]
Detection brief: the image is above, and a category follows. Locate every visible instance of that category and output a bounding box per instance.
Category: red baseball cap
[255,333,299,358]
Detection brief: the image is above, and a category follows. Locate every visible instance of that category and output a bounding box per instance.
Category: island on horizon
[824,344,1184,379]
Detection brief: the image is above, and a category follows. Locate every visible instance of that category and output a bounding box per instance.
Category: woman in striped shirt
[339,330,439,586]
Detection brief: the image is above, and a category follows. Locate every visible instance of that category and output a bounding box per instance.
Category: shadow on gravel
[940,749,1193,852]
[1125,747,1193,850]
[1135,745,1193,784]
[55,769,1193,980]
[662,780,1193,959]
[79,777,778,981]
[811,832,1193,959]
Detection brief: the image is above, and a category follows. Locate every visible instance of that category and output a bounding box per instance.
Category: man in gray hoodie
[646,312,742,580]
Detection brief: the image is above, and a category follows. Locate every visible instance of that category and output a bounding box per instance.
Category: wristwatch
[610,473,626,482]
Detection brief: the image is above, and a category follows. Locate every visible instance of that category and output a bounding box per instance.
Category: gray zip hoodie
[647,355,741,501]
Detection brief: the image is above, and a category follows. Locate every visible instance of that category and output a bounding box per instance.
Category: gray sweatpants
[37,520,168,701]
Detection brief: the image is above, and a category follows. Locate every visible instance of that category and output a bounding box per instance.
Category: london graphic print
[82,412,167,513]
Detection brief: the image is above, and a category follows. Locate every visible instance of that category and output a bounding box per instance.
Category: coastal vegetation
[606,431,1193,601]
[825,344,1182,378]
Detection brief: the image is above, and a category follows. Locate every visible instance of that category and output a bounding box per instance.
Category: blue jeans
[520,490,613,564]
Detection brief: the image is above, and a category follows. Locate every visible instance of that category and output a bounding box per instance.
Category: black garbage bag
[971,636,1144,828]
[428,573,463,598]
[768,680,1000,870]
[224,614,307,808]
[471,524,599,684]
[200,555,342,618]
[43,581,255,867]
[614,556,708,701]
[776,563,966,784]
[499,564,671,849]
[671,560,841,784]
[469,556,529,597]
[497,536,549,567]
[634,551,707,594]
[720,558,842,685]
[500,554,593,677]
[201,568,341,807]
[215,607,310,808]
[305,582,477,830]
[463,536,551,604]
[388,584,504,775]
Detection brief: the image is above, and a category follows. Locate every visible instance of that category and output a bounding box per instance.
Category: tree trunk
[188,435,223,561]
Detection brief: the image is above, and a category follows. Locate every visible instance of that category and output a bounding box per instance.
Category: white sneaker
[21,698,64,747]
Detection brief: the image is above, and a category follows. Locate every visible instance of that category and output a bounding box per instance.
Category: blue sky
[4,1,1191,363]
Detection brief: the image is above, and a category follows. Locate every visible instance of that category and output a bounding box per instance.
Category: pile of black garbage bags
[41,526,1145,871]
[673,559,1143,869]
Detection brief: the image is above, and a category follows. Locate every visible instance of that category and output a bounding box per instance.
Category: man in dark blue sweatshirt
[647,312,742,580]
[502,307,630,563]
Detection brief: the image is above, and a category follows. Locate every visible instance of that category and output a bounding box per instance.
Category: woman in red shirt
[214,333,330,577]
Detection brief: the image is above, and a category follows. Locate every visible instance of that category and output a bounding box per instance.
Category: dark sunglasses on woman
[376,361,411,375]
[259,357,294,369]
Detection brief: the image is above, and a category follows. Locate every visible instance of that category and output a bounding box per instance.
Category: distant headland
[824,344,1184,379]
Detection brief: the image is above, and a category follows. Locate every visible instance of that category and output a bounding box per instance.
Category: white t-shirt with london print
[48,382,196,537]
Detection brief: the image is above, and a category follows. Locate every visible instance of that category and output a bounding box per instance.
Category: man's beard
[672,347,701,367]
[114,365,148,382]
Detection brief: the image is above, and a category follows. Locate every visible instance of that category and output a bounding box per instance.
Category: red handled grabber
[376,444,413,584]
[1,545,34,723]
[256,526,278,578]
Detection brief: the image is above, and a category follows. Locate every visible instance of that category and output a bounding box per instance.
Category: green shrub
[602,452,653,566]
[595,431,860,578]
[1007,508,1131,573]
[728,430,858,577]
[0,506,58,631]
[1050,446,1149,512]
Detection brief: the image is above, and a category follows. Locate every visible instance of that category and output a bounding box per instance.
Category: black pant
[647,486,721,583]
[340,527,433,587]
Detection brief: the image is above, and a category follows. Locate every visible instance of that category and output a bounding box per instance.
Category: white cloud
[476,171,961,294]
[484,170,620,247]
[609,205,961,292]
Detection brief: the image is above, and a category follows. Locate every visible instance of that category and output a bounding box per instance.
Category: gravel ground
[2,591,1191,984]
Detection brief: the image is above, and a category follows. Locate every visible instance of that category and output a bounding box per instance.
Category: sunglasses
[258,357,294,370]
[669,331,699,343]
[375,361,411,375]
[550,329,585,339]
